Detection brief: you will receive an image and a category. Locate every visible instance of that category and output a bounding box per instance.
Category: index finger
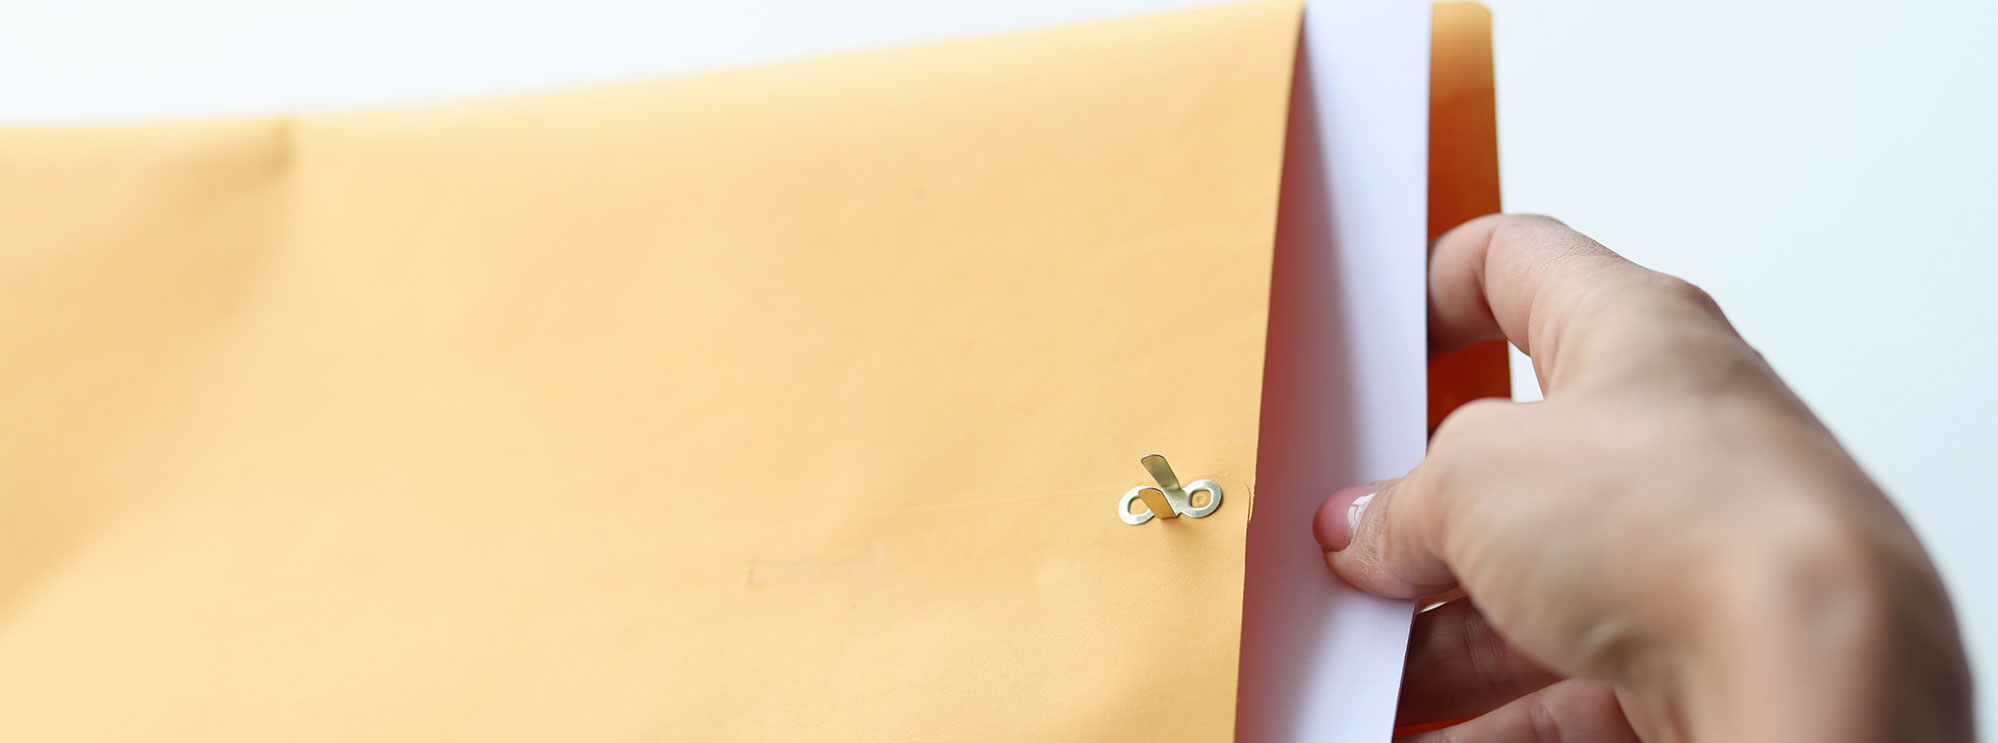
[1427,214,1743,394]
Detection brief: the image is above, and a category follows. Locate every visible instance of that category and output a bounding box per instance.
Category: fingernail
[1313,486,1379,552]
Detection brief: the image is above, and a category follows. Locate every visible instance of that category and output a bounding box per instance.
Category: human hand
[1315,215,1974,742]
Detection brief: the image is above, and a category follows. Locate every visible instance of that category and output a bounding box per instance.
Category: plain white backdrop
[4,0,1994,732]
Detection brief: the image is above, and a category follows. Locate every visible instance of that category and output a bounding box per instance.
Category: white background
[4,0,1994,732]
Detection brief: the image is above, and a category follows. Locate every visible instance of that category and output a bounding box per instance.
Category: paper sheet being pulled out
[1238,2,1430,740]
[0,1,1431,740]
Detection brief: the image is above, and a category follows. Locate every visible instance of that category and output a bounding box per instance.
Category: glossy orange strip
[1426,2,1512,432]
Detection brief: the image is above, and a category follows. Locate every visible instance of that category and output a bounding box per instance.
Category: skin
[1312,215,1975,742]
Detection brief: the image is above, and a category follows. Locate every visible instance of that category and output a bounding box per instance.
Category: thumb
[1313,398,1521,598]
[1312,474,1461,600]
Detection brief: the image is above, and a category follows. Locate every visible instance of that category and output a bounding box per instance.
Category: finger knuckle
[1485,214,1566,254]
[1429,398,1514,457]
[1496,212,1567,230]
[1528,692,1567,743]
[1459,607,1527,697]
[1644,273,1725,319]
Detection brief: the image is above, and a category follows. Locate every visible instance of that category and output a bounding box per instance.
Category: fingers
[1393,678,1642,743]
[1396,601,1564,728]
[1427,214,1740,393]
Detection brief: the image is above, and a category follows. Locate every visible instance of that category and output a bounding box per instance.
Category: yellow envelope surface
[0,1,1301,739]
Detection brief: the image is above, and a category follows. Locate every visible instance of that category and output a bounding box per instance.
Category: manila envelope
[0,1,1505,739]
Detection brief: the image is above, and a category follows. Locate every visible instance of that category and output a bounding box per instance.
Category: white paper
[1236,2,1431,741]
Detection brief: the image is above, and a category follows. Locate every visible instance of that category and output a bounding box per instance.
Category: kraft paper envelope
[0,0,1504,739]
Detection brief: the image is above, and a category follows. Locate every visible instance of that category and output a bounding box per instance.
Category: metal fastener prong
[1118,454,1222,525]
